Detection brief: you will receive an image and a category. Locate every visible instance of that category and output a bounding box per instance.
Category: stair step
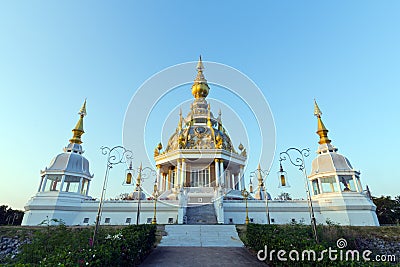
[186,204,217,225]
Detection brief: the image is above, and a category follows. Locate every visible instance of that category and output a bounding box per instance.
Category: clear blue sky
[1,1,399,210]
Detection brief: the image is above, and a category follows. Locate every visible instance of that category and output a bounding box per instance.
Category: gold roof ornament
[218,109,223,131]
[69,99,87,144]
[136,162,142,188]
[257,163,263,185]
[191,55,210,99]
[314,99,331,145]
[178,108,183,131]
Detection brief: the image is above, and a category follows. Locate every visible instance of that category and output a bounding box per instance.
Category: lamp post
[152,182,159,224]
[92,146,133,246]
[279,147,318,243]
[250,165,270,224]
[241,188,250,224]
[131,164,156,225]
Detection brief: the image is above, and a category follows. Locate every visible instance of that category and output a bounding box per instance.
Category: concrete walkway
[140,225,267,267]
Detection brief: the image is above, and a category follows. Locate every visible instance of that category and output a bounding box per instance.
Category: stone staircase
[185,204,217,224]
[159,225,244,247]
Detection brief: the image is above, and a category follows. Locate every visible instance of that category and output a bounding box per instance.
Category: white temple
[22,58,379,226]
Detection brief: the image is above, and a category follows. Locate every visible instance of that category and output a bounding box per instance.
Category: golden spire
[178,108,183,131]
[207,104,212,127]
[191,55,210,99]
[136,162,142,188]
[314,99,331,145]
[69,99,87,144]
[206,104,216,145]
[218,109,223,131]
[257,164,263,184]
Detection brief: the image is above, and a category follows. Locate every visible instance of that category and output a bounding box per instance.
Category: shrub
[242,224,394,267]
[11,224,156,266]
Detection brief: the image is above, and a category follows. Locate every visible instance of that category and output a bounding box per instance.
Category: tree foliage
[0,205,24,225]
[373,195,400,225]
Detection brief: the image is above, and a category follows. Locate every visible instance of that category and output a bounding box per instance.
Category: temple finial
[136,162,143,188]
[79,99,87,117]
[314,99,322,118]
[69,99,87,144]
[196,55,204,71]
[314,100,331,145]
[192,55,210,99]
[178,108,183,131]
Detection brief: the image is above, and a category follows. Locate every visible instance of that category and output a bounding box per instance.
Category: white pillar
[175,160,181,188]
[181,159,186,187]
[78,177,83,194]
[215,159,220,187]
[168,169,172,189]
[317,178,323,194]
[38,176,44,192]
[86,180,91,196]
[231,174,235,190]
[207,166,211,187]
[219,160,224,187]
[239,165,244,190]
[352,175,360,192]
[156,165,161,190]
[59,175,66,192]
[41,175,48,192]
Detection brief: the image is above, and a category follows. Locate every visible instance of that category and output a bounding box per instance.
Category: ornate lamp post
[128,163,156,225]
[241,188,250,224]
[92,146,133,246]
[279,147,318,243]
[250,165,270,224]
[152,182,159,224]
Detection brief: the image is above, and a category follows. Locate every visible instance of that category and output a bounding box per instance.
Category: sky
[0,1,399,210]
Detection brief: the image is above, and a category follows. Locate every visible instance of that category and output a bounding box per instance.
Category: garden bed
[1,224,156,266]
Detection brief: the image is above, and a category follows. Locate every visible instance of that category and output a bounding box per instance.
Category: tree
[373,195,400,225]
[276,192,292,201]
[0,205,24,225]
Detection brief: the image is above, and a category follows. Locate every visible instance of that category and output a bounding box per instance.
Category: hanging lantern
[249,180,253,193]
[125,161,133,184]
[153,181,158,194]
[278,162,289,188]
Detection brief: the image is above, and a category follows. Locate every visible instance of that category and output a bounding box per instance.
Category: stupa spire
[69,99,87,144]
[191,55,210,99]
[314,99,331,145]
[178,108,183,131]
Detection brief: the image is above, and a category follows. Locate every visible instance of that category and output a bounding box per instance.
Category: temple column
[59,175,66,192]
[352,175,360,192]
[78,177,83,194]
[181,159,186,187]
[239,165,244,190]
[156,165,161,190]
[231,173,235,190]
[86,180,90,196]
[207,166,211,187]
[175,161,181,188]
[168,169,172,190]
[162,173,166,191]
[41,175,48,192]
[38,176,44,192]
[219,160,224,187]
[317,178,323,194]
[215,159,220,186]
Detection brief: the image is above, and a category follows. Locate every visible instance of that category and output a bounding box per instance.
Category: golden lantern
[278,162,289,188]
[249,180,253,194]
[125,161,134,184]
